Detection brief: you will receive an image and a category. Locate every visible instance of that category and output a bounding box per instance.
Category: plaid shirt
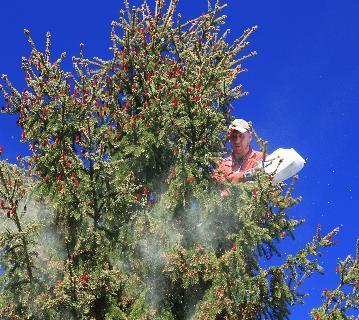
[213,148,263,183]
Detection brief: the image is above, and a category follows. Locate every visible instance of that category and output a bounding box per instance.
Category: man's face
[228,130,252,155]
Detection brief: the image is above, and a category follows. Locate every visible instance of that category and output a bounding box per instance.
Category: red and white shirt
[213,148,263,183]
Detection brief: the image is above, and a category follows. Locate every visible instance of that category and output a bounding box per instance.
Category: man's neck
[233,146,251,159]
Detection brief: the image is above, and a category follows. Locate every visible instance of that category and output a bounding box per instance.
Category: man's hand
[220,189,230,197]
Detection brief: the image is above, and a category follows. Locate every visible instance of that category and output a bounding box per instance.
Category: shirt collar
[232,147,253,163]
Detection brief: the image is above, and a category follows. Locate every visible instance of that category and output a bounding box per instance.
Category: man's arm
[228,168,256,183]
[227,171,244,183]
[212,159,227,183]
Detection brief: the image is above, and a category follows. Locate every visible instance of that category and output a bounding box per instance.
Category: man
[213,119,263,188]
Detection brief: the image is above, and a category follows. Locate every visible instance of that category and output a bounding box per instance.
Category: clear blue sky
[0,1,358,318]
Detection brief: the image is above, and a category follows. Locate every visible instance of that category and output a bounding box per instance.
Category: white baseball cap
[229,119,250,133]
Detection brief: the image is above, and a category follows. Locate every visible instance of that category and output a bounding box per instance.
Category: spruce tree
[310,240,358,320]
[0,1,354,319]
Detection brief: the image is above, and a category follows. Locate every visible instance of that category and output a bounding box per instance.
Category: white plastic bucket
[264,148,306,183]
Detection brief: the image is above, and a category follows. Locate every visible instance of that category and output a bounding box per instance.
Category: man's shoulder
[251,149,263,160]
